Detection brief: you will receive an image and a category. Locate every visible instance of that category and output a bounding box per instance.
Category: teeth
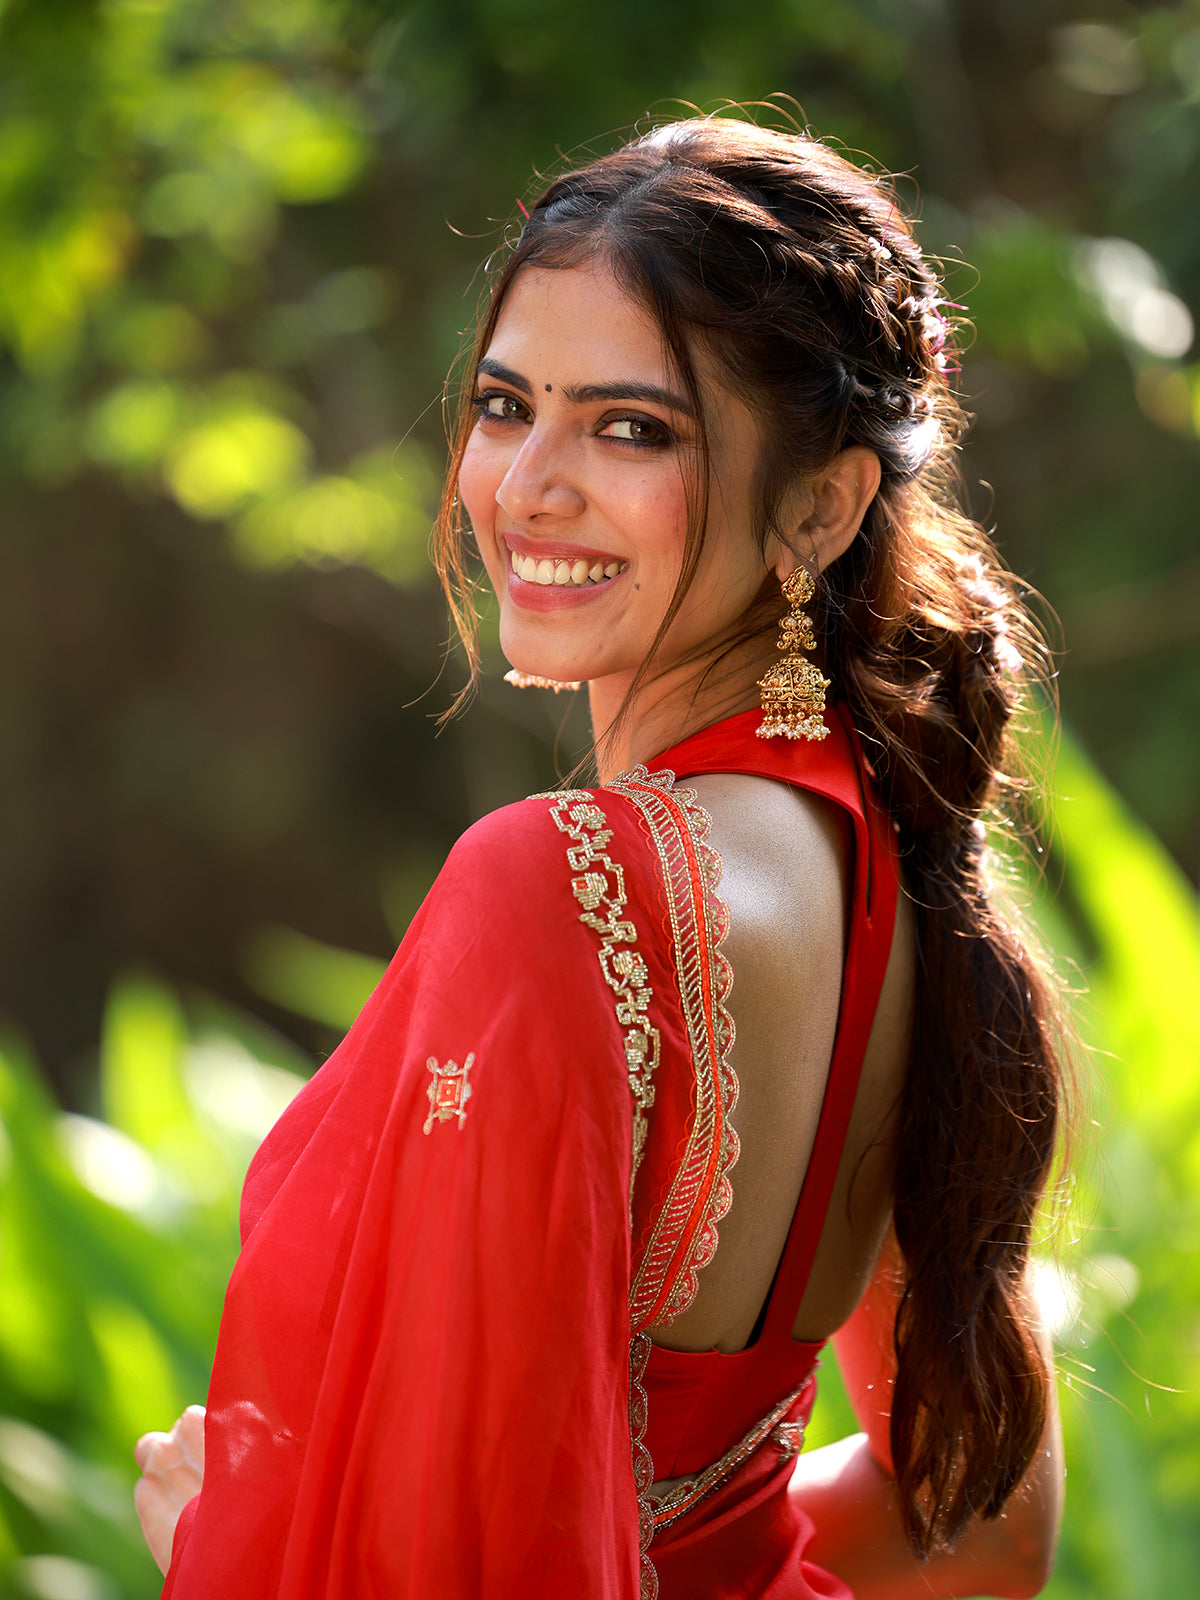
[508,548,625,586]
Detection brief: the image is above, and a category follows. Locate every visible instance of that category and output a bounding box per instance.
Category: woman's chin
[499,634,592,689]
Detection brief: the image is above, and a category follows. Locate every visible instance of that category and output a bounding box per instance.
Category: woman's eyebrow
[476,357,532,395]
[475,358,693,415]
[563,379,695,414]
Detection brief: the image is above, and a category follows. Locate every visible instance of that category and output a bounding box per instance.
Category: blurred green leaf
[100,975,192,1154]
[241,923,385,1030]
[1052,738,1200,1128]
[1032,737,1200,1596]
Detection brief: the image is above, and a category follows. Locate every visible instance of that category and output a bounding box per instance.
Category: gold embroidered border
[542,775,738,1600]
[543,791,662,1197]
[609,766,739,1333]
[629,1330,658,1599]
[541,790,663,1597]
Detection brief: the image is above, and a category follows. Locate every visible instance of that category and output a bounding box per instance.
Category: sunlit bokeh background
[0,3,1197,1596]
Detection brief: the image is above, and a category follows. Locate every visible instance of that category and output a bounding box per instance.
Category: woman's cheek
[458,438,503,579]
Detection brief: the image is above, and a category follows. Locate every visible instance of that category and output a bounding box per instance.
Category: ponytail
[825,481,1064,1553]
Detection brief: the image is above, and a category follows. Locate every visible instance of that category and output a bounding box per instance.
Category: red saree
[162,707,897,1599]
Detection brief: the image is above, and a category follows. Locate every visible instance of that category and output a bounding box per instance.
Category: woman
[134,116,1067,1598]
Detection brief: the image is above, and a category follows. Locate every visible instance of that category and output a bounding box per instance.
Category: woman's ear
[773,447,881,578]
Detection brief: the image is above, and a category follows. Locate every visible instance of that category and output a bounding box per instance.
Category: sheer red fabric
[163,794,656,1597]
[161,708,896,1599]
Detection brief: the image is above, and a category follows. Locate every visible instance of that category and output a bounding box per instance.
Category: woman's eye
[472,392,527,421]
[602,415,669,445]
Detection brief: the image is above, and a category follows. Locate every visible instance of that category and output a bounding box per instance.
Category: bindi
[545,383,552,392]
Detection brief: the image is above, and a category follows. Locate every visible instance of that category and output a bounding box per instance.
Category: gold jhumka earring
[756,567,830,742]
[503,669,582,693]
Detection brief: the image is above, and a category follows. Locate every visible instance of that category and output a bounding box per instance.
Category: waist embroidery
[646,1379,810,1533]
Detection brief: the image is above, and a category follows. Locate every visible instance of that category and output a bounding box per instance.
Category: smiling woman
[459,260,878,767]
[462,263,800,732]
[135,115,1070,1600]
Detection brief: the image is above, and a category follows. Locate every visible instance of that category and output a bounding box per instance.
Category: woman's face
[459,260,778,699]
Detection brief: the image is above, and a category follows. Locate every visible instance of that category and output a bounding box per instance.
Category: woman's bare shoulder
[694,774,849,1068]
[685,769,848,900]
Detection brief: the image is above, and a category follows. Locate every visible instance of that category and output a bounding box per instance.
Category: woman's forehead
[486,263,667,376]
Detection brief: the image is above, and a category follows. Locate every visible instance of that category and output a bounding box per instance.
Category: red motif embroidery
[423,1052,475,1133]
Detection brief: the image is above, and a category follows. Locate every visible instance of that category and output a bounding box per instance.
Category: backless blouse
[639,707,898,1480]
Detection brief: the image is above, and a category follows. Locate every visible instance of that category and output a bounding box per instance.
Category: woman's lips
[502,537,627,610]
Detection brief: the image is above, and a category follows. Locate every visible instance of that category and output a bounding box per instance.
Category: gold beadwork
[770,1420,806,1462]
[756,567,830,742]
[503,668,582,692]
[646,1385,809,1531]
[543,793,661,1193]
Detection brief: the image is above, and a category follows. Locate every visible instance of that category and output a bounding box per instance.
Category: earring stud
[503,669,582,692]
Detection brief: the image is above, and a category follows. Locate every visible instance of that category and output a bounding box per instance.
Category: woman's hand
[796,1239,1064,1599]
[793,1426,1062,1600]
[133,1405,206,1575]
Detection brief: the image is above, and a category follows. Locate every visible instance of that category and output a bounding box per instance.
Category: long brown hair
[435,115,1066,1556]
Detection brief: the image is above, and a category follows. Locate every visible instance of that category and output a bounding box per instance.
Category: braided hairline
[629,123,958,385]
[557,140,956,469]
[539,136,955,395]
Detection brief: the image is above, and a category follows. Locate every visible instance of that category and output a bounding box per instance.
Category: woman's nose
[495,432,586,523]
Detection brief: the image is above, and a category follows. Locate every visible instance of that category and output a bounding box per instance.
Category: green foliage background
[0,1,1197,1596]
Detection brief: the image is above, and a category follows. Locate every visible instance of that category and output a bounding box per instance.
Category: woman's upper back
[655,767,913,1357]
[626,705,908,1483]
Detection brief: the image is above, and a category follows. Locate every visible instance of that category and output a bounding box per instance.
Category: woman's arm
[792,1239,1064,1600]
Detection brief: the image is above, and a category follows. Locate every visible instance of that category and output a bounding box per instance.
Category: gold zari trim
[608,767,739,1332]
[629,1331,658,1599]
[646,1382,809,1532]
[544,791,662,1196]
[540,771,742,1600]
[541,789,664,1597]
